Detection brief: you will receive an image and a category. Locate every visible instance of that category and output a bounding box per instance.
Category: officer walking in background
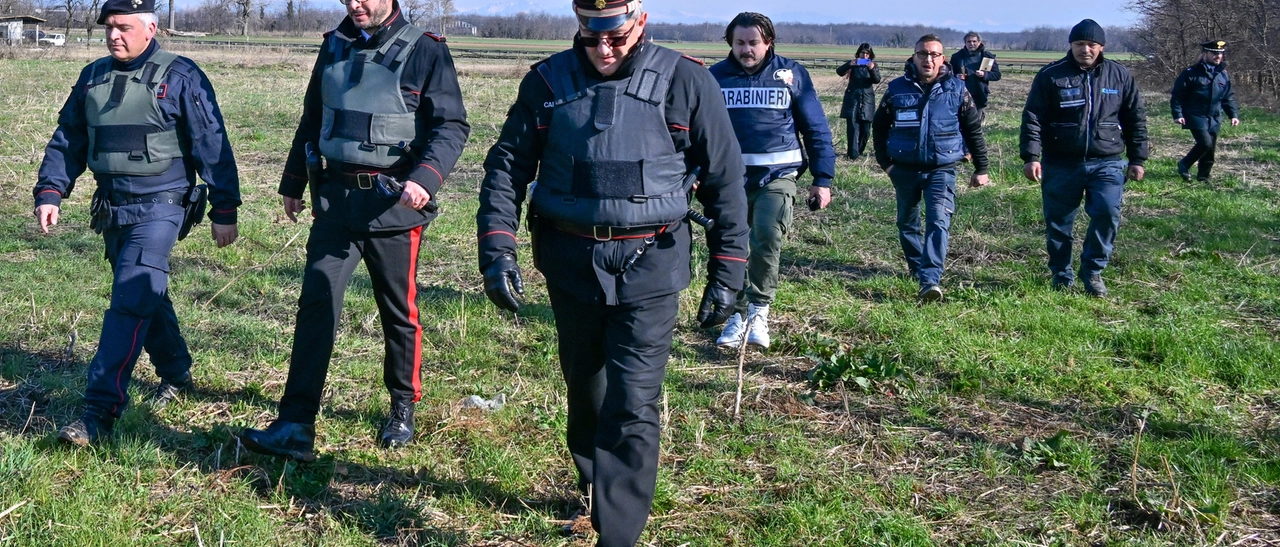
[873,34,989,303]
[710,12,835,349]
[33,0,240,446]
[1021,19,1148,297]
[475,0,747,543]
[1172,40,1239,183]
[950,31,1001,123]
[239,0,469,460]
[836,42,881,161]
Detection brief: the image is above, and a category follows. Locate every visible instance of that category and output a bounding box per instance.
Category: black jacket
[35,39,241,227]
[949,46,1001,109]
[1020,54,1148,165]
[836,60,881,121]
[476,38,748,306]
[279,3,470,232]
[1171,61,1238,132]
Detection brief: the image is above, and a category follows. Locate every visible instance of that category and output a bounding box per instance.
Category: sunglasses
[579,25,636,48]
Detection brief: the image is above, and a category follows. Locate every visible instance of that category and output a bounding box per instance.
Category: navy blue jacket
[1020,53,1148,165]
[35,39,241,226]
[949,46,1001,109]
[872,62,989,175]
[709,50,836,189]
[1171,61,1238,132]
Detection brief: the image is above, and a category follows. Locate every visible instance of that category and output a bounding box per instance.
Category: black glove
[483,254,524,313]
[696,281,737,328]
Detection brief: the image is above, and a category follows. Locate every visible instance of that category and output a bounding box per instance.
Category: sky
[448,0,1140,31]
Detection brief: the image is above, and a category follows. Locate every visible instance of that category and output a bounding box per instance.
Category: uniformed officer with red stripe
[240,0,469,460]
[476,0,747,543]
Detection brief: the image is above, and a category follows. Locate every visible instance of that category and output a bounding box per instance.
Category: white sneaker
[715,312,746,347]
[745,303,770,348]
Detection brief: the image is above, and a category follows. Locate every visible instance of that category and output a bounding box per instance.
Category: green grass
[1,49,1278,545]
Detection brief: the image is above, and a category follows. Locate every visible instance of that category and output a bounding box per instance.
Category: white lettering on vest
[720,87,792,109]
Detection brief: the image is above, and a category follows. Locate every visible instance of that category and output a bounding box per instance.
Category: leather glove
[483,254,524,313]
[696,281,737,328]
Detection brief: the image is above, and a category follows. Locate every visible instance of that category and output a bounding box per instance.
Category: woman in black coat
[836,43,881,160]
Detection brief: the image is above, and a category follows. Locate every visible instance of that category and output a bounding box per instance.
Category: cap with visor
[574,0,641,32]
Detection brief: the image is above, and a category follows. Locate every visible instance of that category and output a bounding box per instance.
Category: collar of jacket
[113,38,160,72]
[1201,60,1227,73]
[903,59,953,86]
[721,47,776,76]
[335,0,406,47]
[572,34,648,81]
[1063,51,1108,73]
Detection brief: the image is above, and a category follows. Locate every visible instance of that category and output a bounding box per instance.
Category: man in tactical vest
[873,34,990,303]
[1021,19,1148,298]
[1172,40,1240,183]
[33,0,241,446]
[475,0,747,543]
[239,0,469,459]
[709,12,836,350]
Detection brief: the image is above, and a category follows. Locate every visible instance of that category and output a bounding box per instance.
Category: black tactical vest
[531,44,689,228]
[319,24,423,168]
[84,50,182,176]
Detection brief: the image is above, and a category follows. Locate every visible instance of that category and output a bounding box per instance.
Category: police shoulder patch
[680,54,705,66]
[424,31,446,42]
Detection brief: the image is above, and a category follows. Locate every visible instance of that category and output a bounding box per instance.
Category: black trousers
[1180,128,1218,179]
[278,220,425,424]
[845,117,871,160]
[547,284,678,547]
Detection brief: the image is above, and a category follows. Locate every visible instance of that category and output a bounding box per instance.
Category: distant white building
[0,15,47,46]
[447,20,477,36]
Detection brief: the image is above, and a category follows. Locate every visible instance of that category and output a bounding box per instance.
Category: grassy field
[1,44,1279,546]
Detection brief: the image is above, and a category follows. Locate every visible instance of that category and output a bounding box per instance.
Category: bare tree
[61,0,84,36]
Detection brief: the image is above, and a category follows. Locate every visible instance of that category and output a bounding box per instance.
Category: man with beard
[1021,19,1148,297]
[239,0,469,459]
[709,11,835,349]
[475,0,747,543]
[1172,40,1240,183]
[950,31,1001,123]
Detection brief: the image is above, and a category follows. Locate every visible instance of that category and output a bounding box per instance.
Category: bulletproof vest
[531,44,689,228]
[884,75,965,167]
[319,24,422,168]
[84,50,182,176]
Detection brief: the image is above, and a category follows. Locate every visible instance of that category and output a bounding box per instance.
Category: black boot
[148,371,194,409]
[239,420,316,462]
[378,400,415,449]
[1082,272,1108,298]
[58,410,115,447]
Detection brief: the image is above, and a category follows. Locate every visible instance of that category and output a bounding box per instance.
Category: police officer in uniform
[873,34,989,303]
[475,0,748,543]
[710,12,835,349]
[34,0,241,446]
[1021,19,1148,297]
[239,0,469,459]
[1172,40,1239,182]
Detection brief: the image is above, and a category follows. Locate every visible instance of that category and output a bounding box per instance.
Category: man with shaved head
[34,0,241,446]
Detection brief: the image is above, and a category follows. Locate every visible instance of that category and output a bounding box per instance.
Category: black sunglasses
[578,25,636,48]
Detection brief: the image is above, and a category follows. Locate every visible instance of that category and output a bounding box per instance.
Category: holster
[177,184,207,241]
[89,187,109,234]
[305,142,324,211]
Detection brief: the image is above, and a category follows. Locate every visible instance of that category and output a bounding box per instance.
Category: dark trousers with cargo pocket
[1179,128,1218,179]
[548,284,678,547]
[278,219,425,425]
[890,167,957,287]
[84,214,193,417]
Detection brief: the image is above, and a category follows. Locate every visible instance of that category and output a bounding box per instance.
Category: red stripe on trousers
[408,226,423,401]
[112,319,145,414]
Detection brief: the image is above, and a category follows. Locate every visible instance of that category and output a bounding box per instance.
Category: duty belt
[551,219,675,241]
[331,169,411,189]
[108,190,187,206]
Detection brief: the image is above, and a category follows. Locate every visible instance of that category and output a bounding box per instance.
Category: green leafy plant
[806,344,916,394]
[1017,430,1069,469]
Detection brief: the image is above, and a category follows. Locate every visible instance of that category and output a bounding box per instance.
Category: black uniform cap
[1201,40,1227,52]
[98,0,155,25]
[573,0,641,32]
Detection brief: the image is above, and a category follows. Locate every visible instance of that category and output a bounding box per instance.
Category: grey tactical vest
[319,24,423,168]
[84,50,182,176]
[531,44,689,228]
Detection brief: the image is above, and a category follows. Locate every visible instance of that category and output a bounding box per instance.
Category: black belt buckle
[356,173,374,190]
[592,225,613,241]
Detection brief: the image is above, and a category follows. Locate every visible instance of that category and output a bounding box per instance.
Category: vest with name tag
[884,74,965,167]
[319,24,422,168]
[716,60,802,174]
[531,44,689,228]
[84,50,182,176]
